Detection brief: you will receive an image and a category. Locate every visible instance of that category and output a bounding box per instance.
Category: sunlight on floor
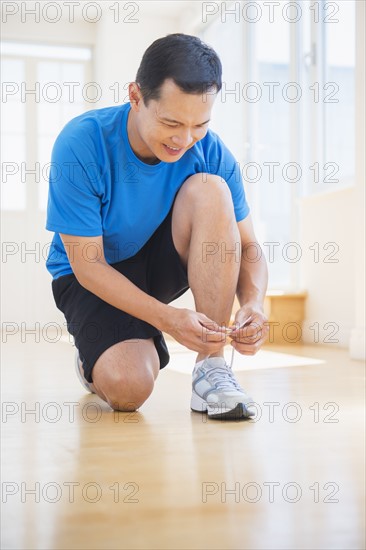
[165,341,325,373]
[61,335,325,375]
[60,334,326,373]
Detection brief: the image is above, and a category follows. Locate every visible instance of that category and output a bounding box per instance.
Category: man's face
[128,79,217,164]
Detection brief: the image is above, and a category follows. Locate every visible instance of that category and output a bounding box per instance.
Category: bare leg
[172,173,241,362]
[88,338,160,411]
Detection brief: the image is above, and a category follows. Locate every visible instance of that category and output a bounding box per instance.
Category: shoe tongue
[205,357,226,368]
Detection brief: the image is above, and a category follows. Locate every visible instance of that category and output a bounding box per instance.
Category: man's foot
[75,349,96,393]
[191,357,255,420]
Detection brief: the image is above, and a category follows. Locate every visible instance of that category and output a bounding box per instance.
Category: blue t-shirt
[45,102,250,280]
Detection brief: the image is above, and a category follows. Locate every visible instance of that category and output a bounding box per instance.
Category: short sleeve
[219,153,250,222]
[213,137,250,222]
[45,127,103,236]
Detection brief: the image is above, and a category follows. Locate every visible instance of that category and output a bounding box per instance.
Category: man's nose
[172,129,193,148]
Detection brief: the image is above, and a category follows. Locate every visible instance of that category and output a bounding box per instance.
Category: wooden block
[264,292,307,345]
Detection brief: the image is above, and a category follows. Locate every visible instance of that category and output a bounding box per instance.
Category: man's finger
[230,320,262,334]
[199,321,227,333]
[230,326,265,342]
[232,336,268,354]
[200,324,227,344]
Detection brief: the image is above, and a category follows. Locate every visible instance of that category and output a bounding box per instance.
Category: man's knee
[180,173,233,210]
[92,340,160,411]
[105,369,155,412]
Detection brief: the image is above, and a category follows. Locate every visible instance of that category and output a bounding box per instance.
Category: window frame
[1,41,93,213]
[196,0,356,290]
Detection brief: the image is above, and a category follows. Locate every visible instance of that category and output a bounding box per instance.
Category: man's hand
[163,307,227,356]
[229,303,269,356]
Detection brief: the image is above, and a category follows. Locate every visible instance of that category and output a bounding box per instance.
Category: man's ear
[129,82,143,111]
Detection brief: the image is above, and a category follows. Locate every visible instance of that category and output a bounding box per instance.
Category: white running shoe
[74,349,95,393]
[191,356,255,420]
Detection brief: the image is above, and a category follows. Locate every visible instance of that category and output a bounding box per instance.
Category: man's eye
[162,122,208,129]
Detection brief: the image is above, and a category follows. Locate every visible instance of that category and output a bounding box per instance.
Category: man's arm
[236,214,268,307]
[59,233,227,356]
[229,214,270,355]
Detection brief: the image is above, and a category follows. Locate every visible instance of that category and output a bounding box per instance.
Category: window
[1,58,26,210]
[1,42,92,212]
[37,59,88,210]
[324,0,355,185]
[300,0,355,194]
[200,0,356,289]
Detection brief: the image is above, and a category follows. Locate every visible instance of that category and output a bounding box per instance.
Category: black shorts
[51,208,189,383]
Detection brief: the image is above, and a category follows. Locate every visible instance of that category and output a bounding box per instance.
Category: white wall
[94,3,183,106]
[299,0,365,358]
[350,0,365,359]
[299,188,355,348]
[2,16,95,45]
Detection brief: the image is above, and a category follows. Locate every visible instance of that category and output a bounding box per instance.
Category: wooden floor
[1,336,365,550]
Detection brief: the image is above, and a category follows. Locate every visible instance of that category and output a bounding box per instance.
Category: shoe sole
[191,392,255,420]
[75,350,95,393]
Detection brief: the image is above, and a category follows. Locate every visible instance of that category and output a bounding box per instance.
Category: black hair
[135,33,222,105]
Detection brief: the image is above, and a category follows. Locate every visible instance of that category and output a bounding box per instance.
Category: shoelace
[228,316,253,369]
[204,356,245,393]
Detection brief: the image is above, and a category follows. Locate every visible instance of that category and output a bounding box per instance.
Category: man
[46,33,269,420]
